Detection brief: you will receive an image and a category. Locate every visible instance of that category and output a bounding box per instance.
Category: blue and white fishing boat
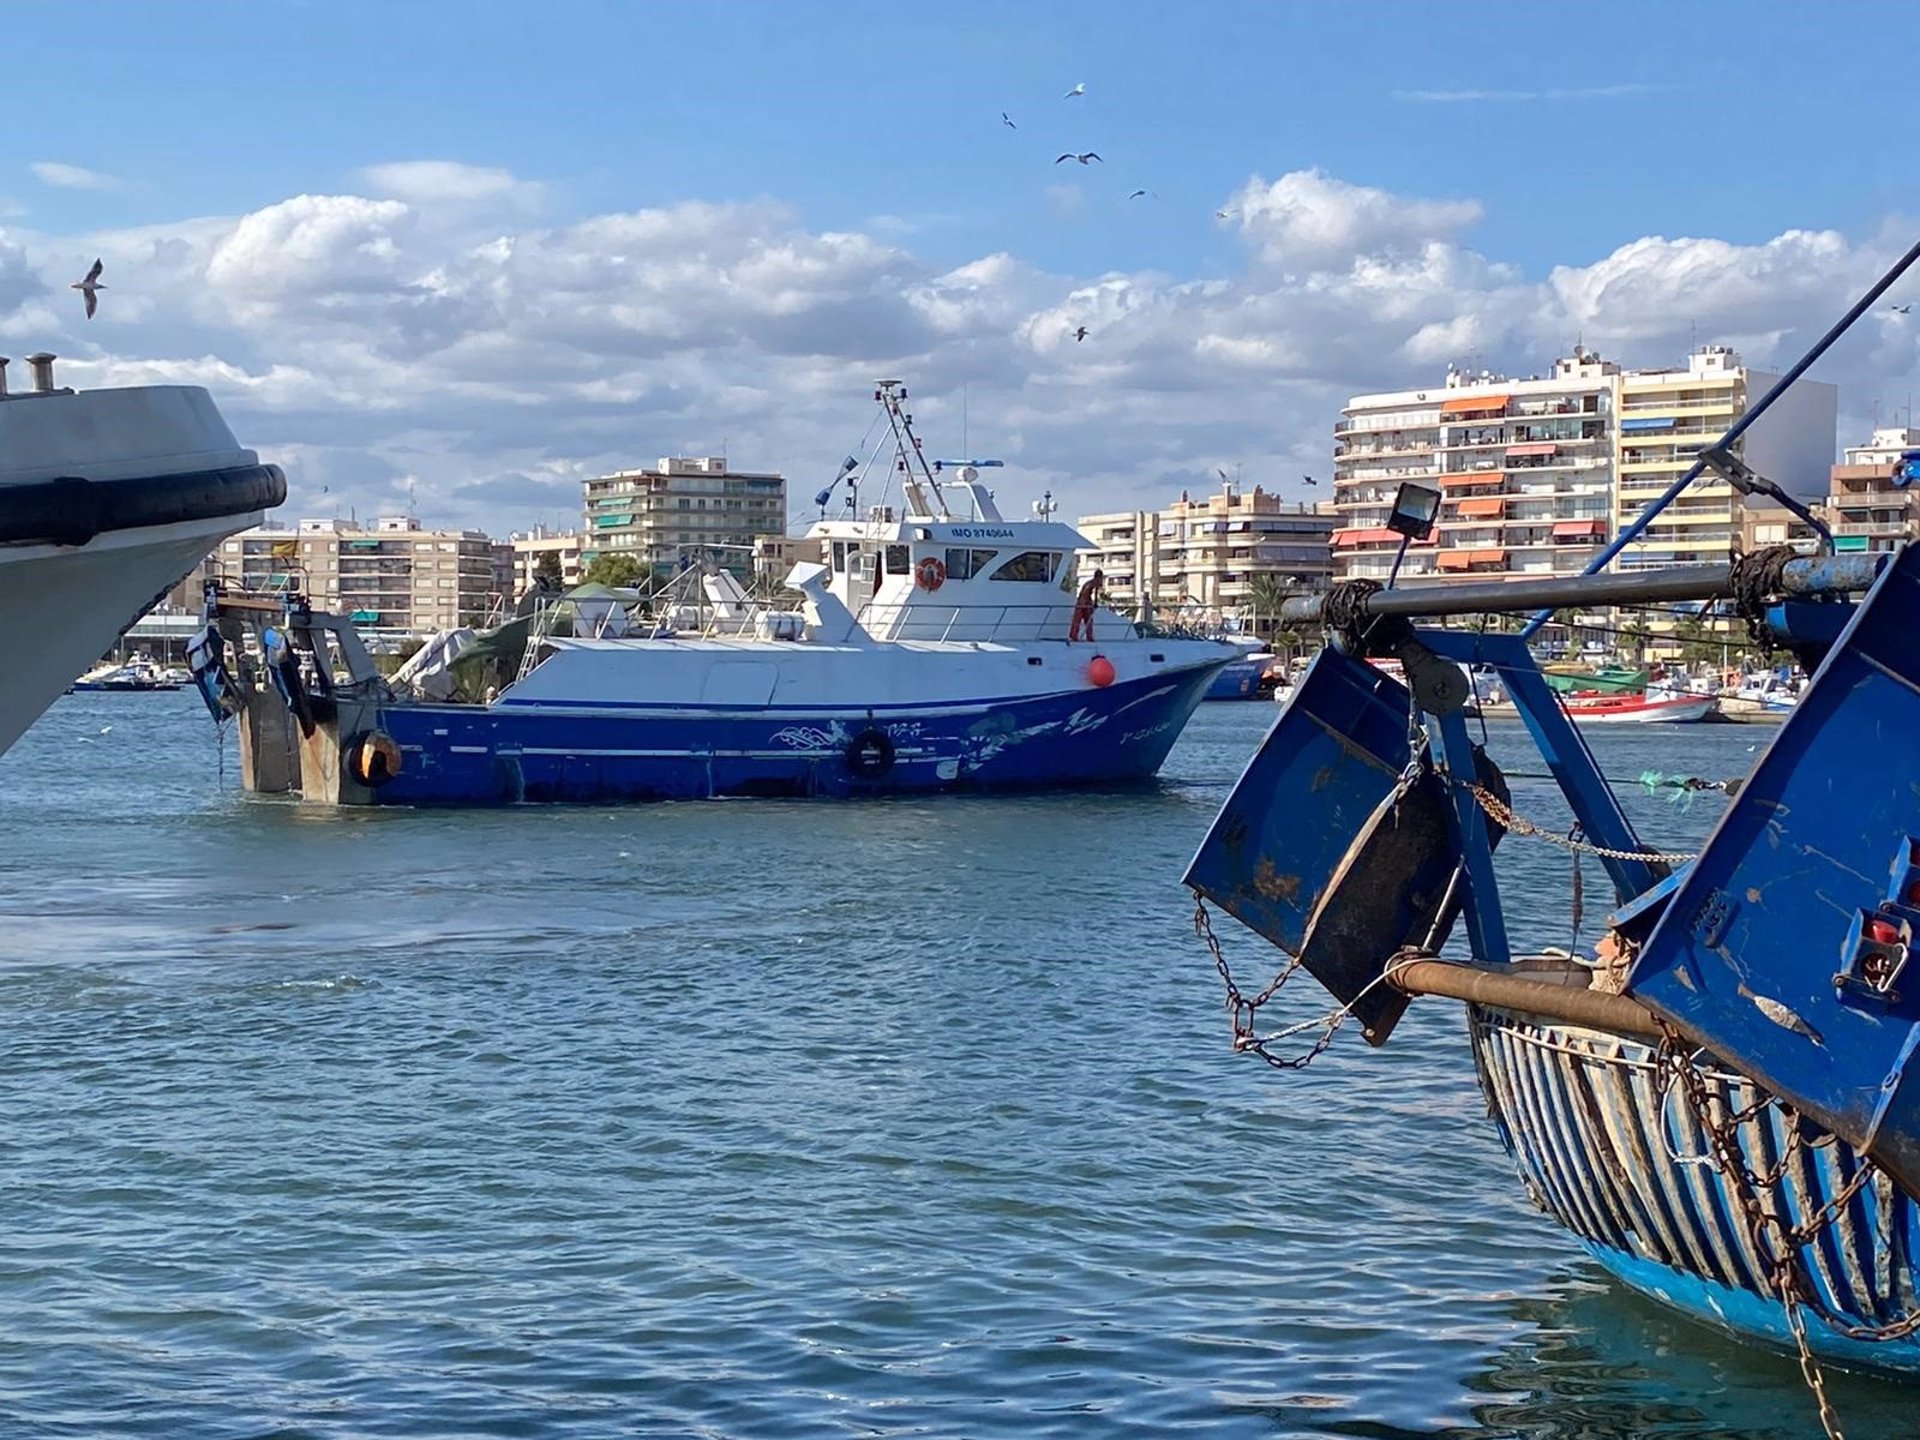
[1186,236,1920,1431]
[197,383,1237,804]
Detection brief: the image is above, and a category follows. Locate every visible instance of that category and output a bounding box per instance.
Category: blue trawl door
[1626,542,1920,1195]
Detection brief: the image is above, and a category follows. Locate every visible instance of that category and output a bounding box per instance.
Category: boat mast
[876,380,949,520]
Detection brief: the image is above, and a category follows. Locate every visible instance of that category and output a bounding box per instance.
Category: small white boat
[71,657,183,692]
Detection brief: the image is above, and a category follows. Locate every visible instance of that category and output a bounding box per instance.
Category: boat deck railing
[854,600,1112,645]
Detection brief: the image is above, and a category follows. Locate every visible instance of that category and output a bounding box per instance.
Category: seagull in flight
[1073,326,1088,342]
[1215,208,1234,220]
[1302,474,1318,487]
[71,257,105,320]
[1894,303,1914,314]
[1127,188,1150,200]
[1063,83,1086,99]
[1002,111,1017,129]
[1056,152,1102,165]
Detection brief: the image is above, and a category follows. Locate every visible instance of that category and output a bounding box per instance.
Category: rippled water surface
[1,693,1913,1437]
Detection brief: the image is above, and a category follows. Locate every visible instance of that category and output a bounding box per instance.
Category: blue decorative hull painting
[367,666,1216,804]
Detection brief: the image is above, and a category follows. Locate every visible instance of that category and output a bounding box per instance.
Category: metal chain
[1466,783,1699,864]
[1192,891,1353,1070]
[1654,1023,1920,1440]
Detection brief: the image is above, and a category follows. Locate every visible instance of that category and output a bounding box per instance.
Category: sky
[3,0,1918,537]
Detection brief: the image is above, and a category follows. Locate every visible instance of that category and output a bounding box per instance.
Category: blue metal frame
[1421,630,1660,901]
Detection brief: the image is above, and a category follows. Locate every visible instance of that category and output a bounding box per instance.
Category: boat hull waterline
[360,663,1218,804]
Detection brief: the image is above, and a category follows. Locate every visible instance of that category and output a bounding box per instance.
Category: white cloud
[360,160,542,211]
[1230,169,1483,268]
[8,162,1913,536]
[30,162,122,191]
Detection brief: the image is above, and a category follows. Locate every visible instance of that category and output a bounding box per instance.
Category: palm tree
[1247,573,1300,641]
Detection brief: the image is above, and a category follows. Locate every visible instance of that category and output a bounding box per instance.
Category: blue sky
[3,1,1917,531]
[13,0,1911,274]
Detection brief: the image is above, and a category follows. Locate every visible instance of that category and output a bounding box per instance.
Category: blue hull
[1472,1003,1920,1376]
[367,665,1217,805]
[1203,661,1262,700]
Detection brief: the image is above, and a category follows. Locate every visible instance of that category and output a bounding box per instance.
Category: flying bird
[1302,474,1318,487]
[71,257,105,320]
[1055,152,1102,165]
[1073,326,1088,342]
[1002,111,1017,129]
[1127,189,1150,200]
[1063,83,1086,99]
[1894,303,1914,314]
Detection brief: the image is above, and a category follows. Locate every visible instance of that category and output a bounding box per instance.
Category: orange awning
[1505,442,1558,458]
[1439,393,1509,416]
[1435,551,1474,570]
[1332,527,1399,547]
[1551,519,1606,538]
[1453,495,1507,518]
[1439,470,1505,488]
[1467,549,1507,565]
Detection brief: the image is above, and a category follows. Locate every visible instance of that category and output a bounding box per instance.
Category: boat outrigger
[191,383,1237,804]
[1186,236,1920,1432]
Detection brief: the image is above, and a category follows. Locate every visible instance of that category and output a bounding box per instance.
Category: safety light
[1386,481,1443,540]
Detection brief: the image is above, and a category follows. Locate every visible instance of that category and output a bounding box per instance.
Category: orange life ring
[914,556,947,592]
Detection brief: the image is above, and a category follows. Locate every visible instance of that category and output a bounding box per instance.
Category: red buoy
[1868,917,1904,947]
[1087,654,1116,687]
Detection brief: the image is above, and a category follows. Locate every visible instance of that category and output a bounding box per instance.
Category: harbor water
[2,693,1915,1438]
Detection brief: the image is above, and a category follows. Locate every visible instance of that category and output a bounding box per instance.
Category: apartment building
[509,526,589,594]
[214,516,501,633]
[1332,345,1838,586]
[1823,425,1920,554]
[1612,346,1836,572]
[1075,510,1161,615]
[1332,348,1619,585]
[583,456,786,580]
[1078,485,1335,627]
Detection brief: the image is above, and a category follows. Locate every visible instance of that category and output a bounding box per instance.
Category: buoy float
[1087,654,1116,687]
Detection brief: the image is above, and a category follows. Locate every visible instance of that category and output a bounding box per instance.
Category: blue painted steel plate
[1628,542,1920,1196]
[1184,647,1464,1042]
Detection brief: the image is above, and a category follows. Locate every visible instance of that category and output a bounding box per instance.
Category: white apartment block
[1078,484,1335,625]
[215,516,502,633]
[1331,345,1837,585]
[583,456,786,580]
[509,527,588,594]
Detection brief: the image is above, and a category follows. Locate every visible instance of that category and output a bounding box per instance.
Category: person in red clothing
[1069,567,1104,642]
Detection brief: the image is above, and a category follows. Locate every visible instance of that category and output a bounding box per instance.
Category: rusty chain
[1654,1022,1920,1440]
[1466,783,1700,865]
[1193,890,1356,1070]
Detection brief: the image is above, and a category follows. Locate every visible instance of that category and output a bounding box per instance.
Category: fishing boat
[0,352,283,757]
[1543,663,1648,695]
[193,383,1237,805]
[1185,237,1920,1432]
[1559,690,1717,723]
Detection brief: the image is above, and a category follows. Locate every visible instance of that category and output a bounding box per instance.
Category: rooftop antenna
[962,383,969,457]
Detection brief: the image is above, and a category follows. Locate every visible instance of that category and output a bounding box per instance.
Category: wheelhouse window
[943,547,999,580]
[884,545,910,575]
[988,550,1060,583]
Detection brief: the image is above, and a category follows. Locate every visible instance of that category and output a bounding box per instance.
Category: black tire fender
[845,727,896,780]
